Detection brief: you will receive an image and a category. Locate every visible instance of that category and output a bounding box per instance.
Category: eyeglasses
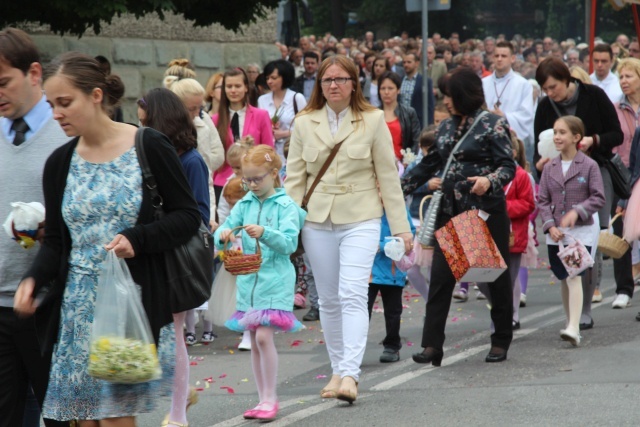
[241,171,272,186]
[320,77,353,86]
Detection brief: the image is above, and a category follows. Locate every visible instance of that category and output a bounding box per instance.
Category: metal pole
[633,5,640,43]
[588,0,596,74]
[584,0,590,45]
[422,0,429,128]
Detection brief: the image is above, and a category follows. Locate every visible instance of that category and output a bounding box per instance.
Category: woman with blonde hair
[614,58,640,300]
[285,55,412,403]
[205,72,224,115]
[163,58,196,89]
[168,78,225,229]
[569,66,592,84]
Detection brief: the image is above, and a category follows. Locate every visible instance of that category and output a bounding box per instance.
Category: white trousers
[302,222,380,381]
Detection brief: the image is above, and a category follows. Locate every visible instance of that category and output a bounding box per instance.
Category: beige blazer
[285,106,411,236]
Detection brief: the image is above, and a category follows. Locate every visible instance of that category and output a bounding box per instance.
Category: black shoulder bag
[135,127,214,313]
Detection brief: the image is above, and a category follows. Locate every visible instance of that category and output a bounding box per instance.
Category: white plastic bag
[384,237,405,261]
[88,250,161,383]
[384,236,415,272]
[2,202,45,249]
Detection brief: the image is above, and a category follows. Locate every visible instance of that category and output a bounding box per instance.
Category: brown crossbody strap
[301,141,345,210]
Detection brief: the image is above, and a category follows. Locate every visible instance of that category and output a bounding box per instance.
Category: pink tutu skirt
[623,180,640,243]
[225,309,304,333]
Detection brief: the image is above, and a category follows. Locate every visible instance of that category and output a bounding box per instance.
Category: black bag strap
[134,127,164,219]
[293,92,300,115]
[301,141,344,210]
[441,111,488,178]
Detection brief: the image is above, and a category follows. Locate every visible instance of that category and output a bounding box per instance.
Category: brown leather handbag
[291,141,345,258]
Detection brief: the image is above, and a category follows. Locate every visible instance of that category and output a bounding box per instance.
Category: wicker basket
[597,213,629,259]
[223,226,262,275]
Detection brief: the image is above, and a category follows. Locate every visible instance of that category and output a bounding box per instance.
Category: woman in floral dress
[14,53,201,426]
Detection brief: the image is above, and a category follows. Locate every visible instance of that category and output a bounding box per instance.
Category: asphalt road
[138,249,640,427]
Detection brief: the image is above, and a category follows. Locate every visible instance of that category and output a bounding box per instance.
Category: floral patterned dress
[43,149,175,421]
[401,109,515,222]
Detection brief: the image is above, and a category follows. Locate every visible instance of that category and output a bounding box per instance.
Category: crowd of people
[2,25,640,426]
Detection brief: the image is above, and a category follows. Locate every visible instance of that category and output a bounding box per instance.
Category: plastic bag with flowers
[88,250,161,383]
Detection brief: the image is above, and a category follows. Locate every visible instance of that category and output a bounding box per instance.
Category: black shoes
[412,348,443,366]
[512,321,521,330]
[579,319,594,330]
[379,348,400,363]
[636,312,640,321]
[302,307,320,321]
[485,347,508,363]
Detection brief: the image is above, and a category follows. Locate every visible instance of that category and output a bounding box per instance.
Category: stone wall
[27,12,282,122]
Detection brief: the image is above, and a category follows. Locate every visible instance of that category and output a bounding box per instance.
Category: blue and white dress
[43,148,175,421]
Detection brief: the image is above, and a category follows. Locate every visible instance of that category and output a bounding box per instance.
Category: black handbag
[135,128,214,313]
[603,153,631,200]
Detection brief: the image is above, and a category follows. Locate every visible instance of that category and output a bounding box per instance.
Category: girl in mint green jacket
[214,145,305,421]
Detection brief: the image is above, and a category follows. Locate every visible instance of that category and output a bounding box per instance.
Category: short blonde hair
[617,58,640,81]
[169,78,205,102]
[163,58,196,89]
[569,66,592,84]
[227,137,255,168]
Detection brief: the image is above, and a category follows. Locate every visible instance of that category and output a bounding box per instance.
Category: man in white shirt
[482,41,535,163]
[589,43,623,103]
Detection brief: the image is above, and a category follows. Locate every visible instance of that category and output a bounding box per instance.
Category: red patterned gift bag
[435,209,508,282]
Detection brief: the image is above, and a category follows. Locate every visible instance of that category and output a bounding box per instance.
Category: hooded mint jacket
[214,188,306,311]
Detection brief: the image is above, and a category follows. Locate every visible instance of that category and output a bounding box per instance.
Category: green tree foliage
[0,0,282,36]
[306,0,636,42]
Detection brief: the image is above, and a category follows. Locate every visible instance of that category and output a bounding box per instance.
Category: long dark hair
[216,68,251,151]
[138,88,197,153]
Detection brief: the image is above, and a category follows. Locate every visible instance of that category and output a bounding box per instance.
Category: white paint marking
[208,285,616,426]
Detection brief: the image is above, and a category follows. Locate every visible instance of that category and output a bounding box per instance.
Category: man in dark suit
[291,51,320,101]
[400,53,434,128]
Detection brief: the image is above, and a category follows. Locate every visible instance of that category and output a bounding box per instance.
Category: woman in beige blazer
[285,55,412,404]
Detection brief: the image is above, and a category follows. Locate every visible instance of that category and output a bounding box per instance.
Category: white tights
[562,276,583,332]
[169,312,189,426]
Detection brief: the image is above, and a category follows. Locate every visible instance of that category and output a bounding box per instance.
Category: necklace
[493,75,511,109]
